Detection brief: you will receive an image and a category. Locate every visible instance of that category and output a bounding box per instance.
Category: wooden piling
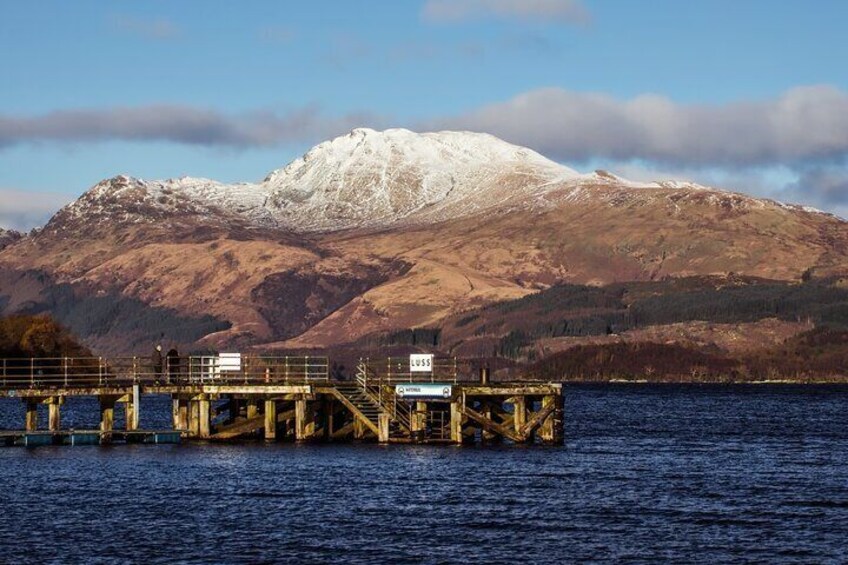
[198,397,211,439]
[179,398,189,431]
[189,400,200,437]
[246,399,259,419]
[172,398,180,429]
[412,401,427,441]
[539,393,564,445]
[378,413,390,443]
[100,396,116,442]
[353,417,367,440]
[125,401,138,432]
[264,399,277,441]
[48,397,61,432]
[450,400,463,444]
[24,399,38,432]
[295,398,314,441]
[322,397,334,441]
[513,396,527,440]
[128,385,140,431]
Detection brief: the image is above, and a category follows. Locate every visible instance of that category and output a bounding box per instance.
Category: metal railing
[0,355,329,389]
[359,357,465,384]
[355,361,410,429]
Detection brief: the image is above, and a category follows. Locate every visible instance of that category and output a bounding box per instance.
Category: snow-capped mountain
[43,128,735,236]
[262,127,582,230]
[3,128,848,355]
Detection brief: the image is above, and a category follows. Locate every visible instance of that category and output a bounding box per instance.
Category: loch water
[1,384,847,564]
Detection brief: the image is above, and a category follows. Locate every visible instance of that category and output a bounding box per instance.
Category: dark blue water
[1,385,847,563]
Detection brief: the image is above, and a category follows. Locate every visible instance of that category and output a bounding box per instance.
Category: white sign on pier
[409,353,434,373]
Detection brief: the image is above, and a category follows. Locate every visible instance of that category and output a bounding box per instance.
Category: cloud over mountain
[435,85,848,168]
[0,105,380,149]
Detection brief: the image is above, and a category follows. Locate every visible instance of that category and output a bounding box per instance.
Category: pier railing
[360,357,467,384]
[0,355,329,389]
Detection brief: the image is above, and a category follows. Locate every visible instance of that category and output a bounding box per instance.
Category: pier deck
[0,356,563,446]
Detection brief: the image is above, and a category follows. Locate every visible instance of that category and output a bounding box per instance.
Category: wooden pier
[0,356,563,446]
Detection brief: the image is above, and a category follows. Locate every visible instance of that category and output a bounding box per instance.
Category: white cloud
[433,85,848,167]
[0,189,72,231]
[0,105,384,150]
[422,0,591,25]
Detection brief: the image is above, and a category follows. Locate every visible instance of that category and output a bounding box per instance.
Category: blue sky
[2,0,848,229]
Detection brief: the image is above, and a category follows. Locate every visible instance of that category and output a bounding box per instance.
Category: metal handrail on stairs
[355,360,411,430]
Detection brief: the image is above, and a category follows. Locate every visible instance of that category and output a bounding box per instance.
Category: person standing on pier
[152,345,163,384]
[166,348,180,384]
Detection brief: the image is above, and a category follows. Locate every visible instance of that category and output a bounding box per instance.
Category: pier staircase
[332,384,383,436]
[330,362,412,439]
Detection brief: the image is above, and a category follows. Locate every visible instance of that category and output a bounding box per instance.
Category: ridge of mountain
[38,128,771,239]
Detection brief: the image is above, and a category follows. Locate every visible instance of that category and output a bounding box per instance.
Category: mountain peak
[260,128,580,230]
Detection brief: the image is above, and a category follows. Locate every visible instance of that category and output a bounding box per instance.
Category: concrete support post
[48,398,61,432]
[378,413,390,443]
[264,399,277,441]
[450,400,463,444]
[24,399,38,431]
[198,397,211,439]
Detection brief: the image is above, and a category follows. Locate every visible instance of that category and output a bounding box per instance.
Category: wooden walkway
[0,356,564,446]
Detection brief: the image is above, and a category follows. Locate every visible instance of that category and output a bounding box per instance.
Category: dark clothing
[166,349,180,383]
[152,349,163,380]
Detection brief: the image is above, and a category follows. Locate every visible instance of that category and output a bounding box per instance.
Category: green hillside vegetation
[441,276,848,359]
[366,275,848,381]
[529,327,848,382]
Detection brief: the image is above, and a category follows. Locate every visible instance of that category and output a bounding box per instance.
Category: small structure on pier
[0,355,563,446]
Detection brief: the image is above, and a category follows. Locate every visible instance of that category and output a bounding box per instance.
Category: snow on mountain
[262,128,581,230]
[54,174,274,229]
[41,128,785,236]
